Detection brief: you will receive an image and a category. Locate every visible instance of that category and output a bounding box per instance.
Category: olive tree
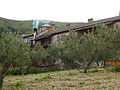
[95,25,120,67]
[29,43,48,68]
[60,31,80,69]
[60,30,106,72]
[30,43,48,63]
[45,25,120,72]
[108,28,120,60]
[0,31,31,88]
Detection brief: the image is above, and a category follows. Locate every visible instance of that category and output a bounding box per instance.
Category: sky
[0,0,120,22]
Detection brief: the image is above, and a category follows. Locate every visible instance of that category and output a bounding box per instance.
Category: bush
[27,67,42,74]
[7,67,23,75]
[28,67,63,74]
[7,67,63,75]
[110,64,120,72]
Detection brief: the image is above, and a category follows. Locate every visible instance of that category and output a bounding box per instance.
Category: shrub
[7,67,23,75]
[7,67,63,75]
[7,67,29,75]
[110,64,120,72]
[27,67,42,74]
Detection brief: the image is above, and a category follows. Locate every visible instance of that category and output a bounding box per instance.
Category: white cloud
[0,0,120,22]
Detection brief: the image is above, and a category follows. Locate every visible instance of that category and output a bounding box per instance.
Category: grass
[2,68,120,90]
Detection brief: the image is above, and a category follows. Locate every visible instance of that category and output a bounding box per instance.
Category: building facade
[23,16,120,47]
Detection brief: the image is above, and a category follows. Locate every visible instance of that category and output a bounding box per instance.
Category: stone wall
[113,21,120,28]
[52,32,69,43]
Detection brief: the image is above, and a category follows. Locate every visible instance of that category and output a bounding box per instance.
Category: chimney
[33,20,39,34]
[66,24,72,28]
[88,18,94,23]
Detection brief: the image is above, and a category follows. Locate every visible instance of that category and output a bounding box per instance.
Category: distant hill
[0,17,32,34]
[0,17,85,34]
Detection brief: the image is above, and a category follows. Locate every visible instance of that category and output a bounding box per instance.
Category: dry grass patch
[2,69,120,90]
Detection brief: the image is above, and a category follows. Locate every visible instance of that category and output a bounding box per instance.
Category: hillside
[3,69,120,90]
[0,17,85,34]
[0,17,32,33]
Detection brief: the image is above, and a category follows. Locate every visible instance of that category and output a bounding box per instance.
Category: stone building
[23,15,120,47]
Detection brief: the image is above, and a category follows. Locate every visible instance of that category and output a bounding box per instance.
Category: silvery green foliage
[30,43,48,64]
[61,31,103,72]
[56,26,120,72]
[0,31,31,67]
[0,31,32,88]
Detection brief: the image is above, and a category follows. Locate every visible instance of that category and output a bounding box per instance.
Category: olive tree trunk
[0,74,4,89]
[84,61,93,73]
[0,64,10,89]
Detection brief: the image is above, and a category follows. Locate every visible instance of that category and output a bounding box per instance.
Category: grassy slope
[0,17,85,34]
[2,69,120,90]
[0,17,32,33]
